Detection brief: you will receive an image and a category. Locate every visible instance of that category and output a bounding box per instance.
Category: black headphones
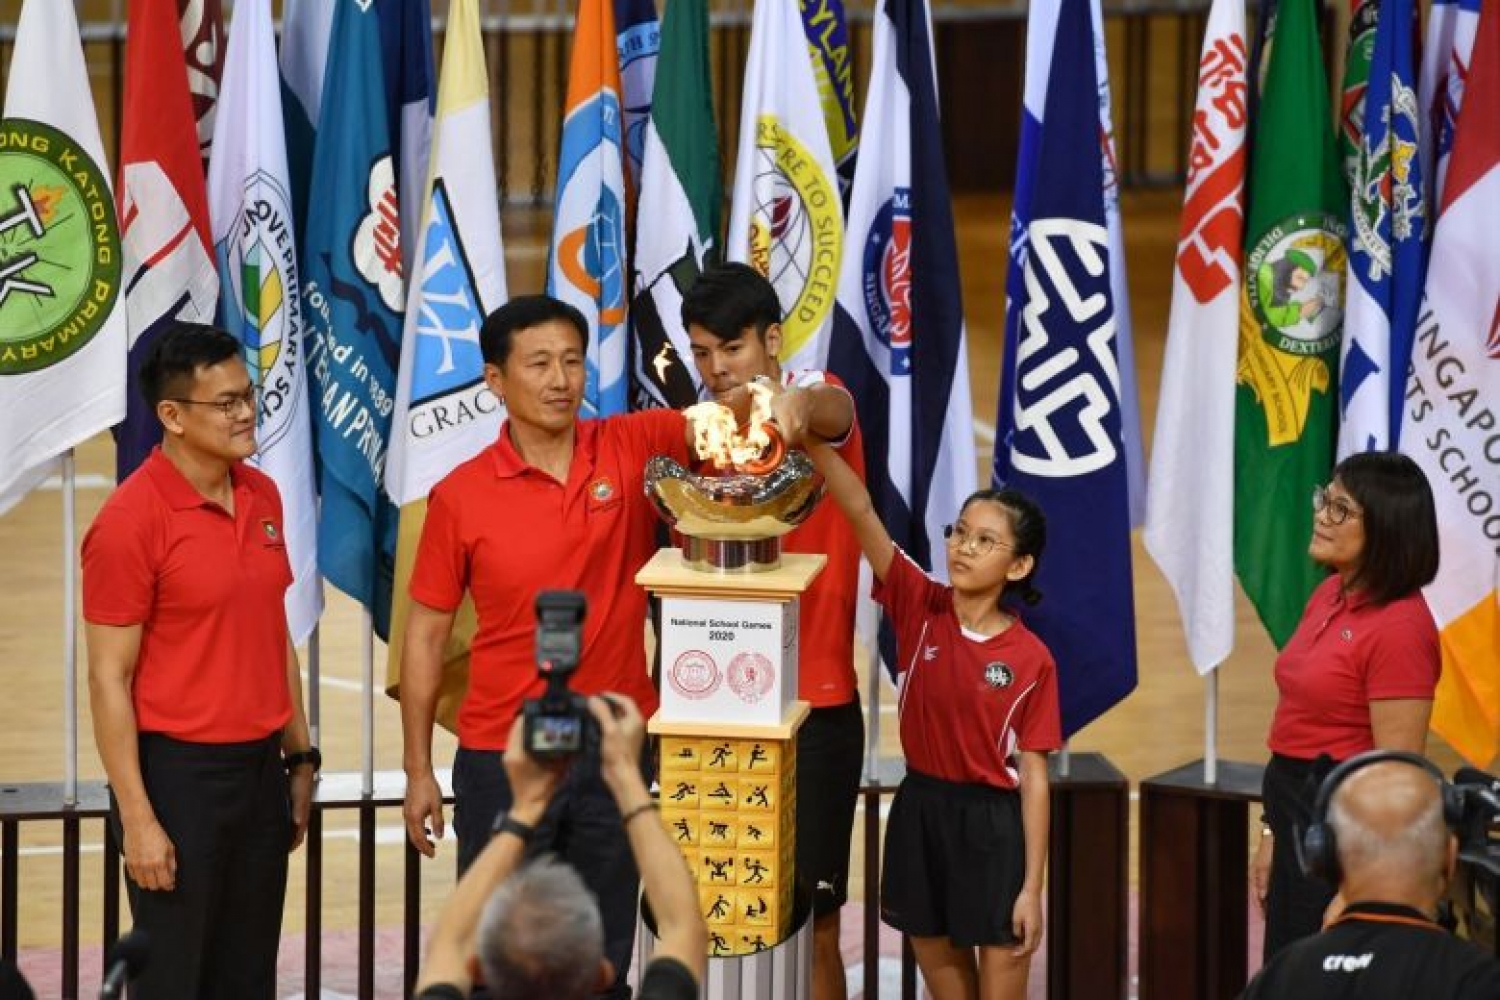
[1296,750,1462,885]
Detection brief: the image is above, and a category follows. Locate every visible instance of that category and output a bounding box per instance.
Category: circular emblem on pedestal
[728,652,775,704]
[669,650,720,700]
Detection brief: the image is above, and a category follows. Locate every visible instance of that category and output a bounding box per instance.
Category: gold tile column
[654,709,808,957]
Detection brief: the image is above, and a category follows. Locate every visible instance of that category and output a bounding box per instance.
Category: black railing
[0,771,923,1000]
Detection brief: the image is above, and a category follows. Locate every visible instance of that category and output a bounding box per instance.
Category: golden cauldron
[644,448,824,573]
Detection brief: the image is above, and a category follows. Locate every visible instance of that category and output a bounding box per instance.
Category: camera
[521,591,595,759]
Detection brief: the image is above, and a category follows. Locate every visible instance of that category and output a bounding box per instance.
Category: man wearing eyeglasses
[82,322,315,999]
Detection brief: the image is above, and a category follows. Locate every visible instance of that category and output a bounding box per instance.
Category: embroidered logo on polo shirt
[983,662,1014,689]
[261,519,279,541]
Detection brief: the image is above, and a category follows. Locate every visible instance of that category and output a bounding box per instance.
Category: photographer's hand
[501,715,567,822]
[588,694,647,796]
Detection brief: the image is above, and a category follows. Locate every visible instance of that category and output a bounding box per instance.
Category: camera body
[521,591,597,759]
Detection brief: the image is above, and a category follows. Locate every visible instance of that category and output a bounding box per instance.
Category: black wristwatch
[491,811,537,844]
[283,747,322,774]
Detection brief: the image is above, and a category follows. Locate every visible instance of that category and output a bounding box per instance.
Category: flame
[686,380,779,473]
[30,185,66,225]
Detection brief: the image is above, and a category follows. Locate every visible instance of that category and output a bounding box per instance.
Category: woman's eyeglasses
[1311,485,1363,526]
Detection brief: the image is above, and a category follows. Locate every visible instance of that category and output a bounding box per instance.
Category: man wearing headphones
[1240,752,1500,998]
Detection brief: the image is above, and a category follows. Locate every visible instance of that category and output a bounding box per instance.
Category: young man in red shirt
[683,263,867,1000]
[83,323,316,999]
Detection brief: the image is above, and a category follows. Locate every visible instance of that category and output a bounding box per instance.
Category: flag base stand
[1138,759,1264,1000]
[1046,753,1130,1000]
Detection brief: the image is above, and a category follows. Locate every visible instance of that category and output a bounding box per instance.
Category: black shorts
[796,700,864,916]
[880,769,1025,947]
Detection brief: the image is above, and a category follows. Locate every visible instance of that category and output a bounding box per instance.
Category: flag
[377,0,436,278]
[1419,0,1482,212]
[993,0,1145,526]
[992,0,1137,736]
[826,0,976,583]
[800,0,860,196]
[385,0,508,732]
[614,0,660,198]
[727,0,844,376]
[279,0,335,250]
[547,0,630,418]
[178,0,225,170]
[115,0,221,481]
[0,0,127,513]
[207,0,323,642]
[1337,0,1379,191]
[1337,0,1426,457]
[388,0,508,507]
[302,0,406,637]
[1143,0,1248,674]
[1235,0,1347,648]
[1400,0,1500,766]
[629,0,722,410]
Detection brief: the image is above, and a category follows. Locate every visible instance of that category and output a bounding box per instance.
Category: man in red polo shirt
[682,263,867,1000]
[400,295,696,1000]
[82,322,315,999]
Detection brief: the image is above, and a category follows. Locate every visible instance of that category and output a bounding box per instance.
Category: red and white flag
[178,0,226,170]
[1400,0,1500,765]
[1144,0,1248,673]
[115,0,221,480]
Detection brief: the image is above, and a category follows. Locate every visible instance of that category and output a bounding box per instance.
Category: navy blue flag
[993,0,1137,736]
[377,0,435,278]
[828,0,977,672]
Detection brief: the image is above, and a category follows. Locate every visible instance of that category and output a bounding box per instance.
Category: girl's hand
[1251,832,1273,914]
[1011,886,1044,957]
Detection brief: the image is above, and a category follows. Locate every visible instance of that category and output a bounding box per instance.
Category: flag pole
[362,612,375,797]
[1058,742,1071,779]
[63,450,79,807]
[863,637,880,786]
[1204,667,1219,784]
[308,625,321,747]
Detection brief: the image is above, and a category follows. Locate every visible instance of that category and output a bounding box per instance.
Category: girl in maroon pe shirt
[805,440,1062,1000]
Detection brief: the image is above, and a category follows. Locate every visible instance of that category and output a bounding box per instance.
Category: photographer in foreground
[1240,753,1500,999]
[415,693,705,999]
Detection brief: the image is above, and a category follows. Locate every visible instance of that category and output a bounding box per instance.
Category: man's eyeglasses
[167,386,260,419]
[1311,485,1363,526]
[942,524,1014,558]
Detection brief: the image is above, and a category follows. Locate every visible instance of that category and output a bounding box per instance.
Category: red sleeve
[1364,598,1440,700]
[408,485,467,612]
[1016,652,1064,752]
[871,547,939,674]
[645,408,690,464]
[81,501,156,626]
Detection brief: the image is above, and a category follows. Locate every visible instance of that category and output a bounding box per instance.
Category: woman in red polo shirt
[805,439,1060,1000]
[1252,451,1441,960]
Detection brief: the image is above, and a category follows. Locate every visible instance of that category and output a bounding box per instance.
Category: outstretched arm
[590,695,708,985]
[804,438,894,581]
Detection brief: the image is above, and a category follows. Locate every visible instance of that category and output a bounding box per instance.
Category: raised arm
[804,438,895,581]
[401,599,458,856]
[590,695,708,984]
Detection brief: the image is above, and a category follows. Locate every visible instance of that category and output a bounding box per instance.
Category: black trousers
[452,746,643,1000]
[1262,753,1337,962]
[109,734,290,1000]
